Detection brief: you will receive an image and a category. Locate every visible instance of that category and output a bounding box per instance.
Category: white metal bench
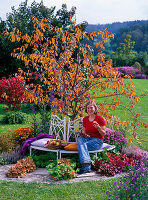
[30,115,115,160]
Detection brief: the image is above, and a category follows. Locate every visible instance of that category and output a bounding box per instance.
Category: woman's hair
[85,100,98,114]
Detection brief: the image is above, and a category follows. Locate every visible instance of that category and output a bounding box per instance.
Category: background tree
[112,34,137,67]
[0,0,84,79]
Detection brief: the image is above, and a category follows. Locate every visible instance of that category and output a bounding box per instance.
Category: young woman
[78,100,106,174]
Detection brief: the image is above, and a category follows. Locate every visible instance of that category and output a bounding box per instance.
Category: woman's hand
[93,121,100,129]
[93,121,106,136]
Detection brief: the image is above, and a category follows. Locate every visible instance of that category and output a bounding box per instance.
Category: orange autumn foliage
[5,17,147,140]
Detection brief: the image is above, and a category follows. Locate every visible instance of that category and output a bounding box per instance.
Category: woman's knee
[77,137,84,144]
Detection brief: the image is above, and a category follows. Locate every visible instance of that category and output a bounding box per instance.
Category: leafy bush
[135,73,147,79]
[30,105,51,134]
[0,75,28,110]
[0,131,18,153]
[2,111,26,124]
[106,159,148,199]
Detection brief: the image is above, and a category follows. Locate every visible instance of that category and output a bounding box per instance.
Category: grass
[0,178,118,200]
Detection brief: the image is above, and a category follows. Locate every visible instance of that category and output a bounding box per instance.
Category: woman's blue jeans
[77,136,103,171]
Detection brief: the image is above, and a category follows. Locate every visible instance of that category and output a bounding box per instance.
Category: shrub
[0,75,28,110]
[2,111,26,124]
[115,66,140,76]
[0,131,18,153]
[14,127,35,143]
[106,159,148,199]
[104,128,128,152]
[30,104,51,134]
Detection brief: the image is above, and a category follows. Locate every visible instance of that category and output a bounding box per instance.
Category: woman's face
[87,104,96,115]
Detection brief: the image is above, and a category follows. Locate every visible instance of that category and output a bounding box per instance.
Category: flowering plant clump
[94,152,135,176]
[115,66,140,77]
[14,127,35,143]
[114,66,147,79]
[106,158,148,199]
[0,131,17,153]
[104,128,128,151]
[46,159,77,181]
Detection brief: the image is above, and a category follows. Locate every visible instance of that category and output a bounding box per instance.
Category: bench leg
[59,151,61,159]
[57,151,59,161]
[30,147,32,156]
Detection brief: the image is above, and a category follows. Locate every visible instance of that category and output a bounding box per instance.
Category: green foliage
[39,105,51,134]
[111,22,148,53]
[63,154,81,169]
[31,152,57,168]
[112,34,137,67]
[2,111,26,124]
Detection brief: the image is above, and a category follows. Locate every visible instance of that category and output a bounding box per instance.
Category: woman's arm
[93,121,106,136]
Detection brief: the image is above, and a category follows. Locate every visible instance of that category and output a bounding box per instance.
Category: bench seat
[30,140,115,160]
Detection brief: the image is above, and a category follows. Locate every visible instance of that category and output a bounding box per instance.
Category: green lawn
[0,178,118,200]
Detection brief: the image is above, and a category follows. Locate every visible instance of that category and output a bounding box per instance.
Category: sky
[0,0,148,24]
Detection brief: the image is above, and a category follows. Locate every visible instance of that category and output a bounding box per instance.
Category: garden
[0,3,148,199]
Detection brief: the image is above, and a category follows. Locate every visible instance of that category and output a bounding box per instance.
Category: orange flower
[14,127,35,142]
